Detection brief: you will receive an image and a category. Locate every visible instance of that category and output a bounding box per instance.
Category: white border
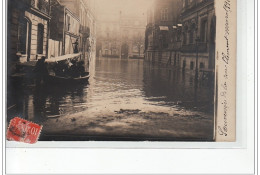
[3,0,256,174]
[6,0,245,150]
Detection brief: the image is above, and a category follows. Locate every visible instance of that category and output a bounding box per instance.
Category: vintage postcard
[6,0,236,142]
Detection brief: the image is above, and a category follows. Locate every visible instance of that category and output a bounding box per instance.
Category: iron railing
[24,0,50,14]
[181,42,208,53]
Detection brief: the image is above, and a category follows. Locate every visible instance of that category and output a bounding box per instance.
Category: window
[161,8,168,21]
[200,62,205,69]
[183,60,186,69]
[190,61,194,70]
[184,0,189,7]
[17,18,28,54]
[177,29,181,41]
[200,19,207,42]
[183,33,187,44]
[66,15,71,31]
[37,24,44,54]
[161,31,168,48]
[189,31,194,44]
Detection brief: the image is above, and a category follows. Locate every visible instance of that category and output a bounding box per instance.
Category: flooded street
[8,57,214,141]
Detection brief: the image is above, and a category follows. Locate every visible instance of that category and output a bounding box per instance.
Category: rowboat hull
[47,74,90,84]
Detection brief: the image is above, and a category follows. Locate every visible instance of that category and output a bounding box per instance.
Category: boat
[47,72,90,85]
[45,52,90,84]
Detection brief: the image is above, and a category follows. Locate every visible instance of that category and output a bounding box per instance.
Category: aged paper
[215,0,237,141]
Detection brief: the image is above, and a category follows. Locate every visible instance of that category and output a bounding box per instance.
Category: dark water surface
[8,57,214,141]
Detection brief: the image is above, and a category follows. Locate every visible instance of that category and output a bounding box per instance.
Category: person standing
[33,56,48,85]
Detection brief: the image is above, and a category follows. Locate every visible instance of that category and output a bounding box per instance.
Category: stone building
[180,0,216,74]
[96,8,146,59]
[145,0,183,65]
[49,0,80,57]
[7,0,51,73]
[50,0,96,59]
[119,13,146,59]
[48,0,96,73]
[96,13,121,58]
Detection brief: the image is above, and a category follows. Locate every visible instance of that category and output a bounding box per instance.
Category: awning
[46,53,82,63]
[159,26,169,31]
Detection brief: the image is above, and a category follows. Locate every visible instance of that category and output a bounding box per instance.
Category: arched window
[37,24,44,54]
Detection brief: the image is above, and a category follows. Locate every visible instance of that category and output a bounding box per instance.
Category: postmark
[6,117,42,144]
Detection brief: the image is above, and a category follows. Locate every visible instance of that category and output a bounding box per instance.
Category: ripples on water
[8,57,214,126]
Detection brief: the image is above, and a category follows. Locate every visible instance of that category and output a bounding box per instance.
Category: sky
[96,0,154,18]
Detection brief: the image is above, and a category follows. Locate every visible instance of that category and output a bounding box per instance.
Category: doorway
[121,43,129,59]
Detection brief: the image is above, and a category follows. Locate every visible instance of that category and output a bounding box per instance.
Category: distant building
[96,13,121,58]
[96,11,146,59]
[180,0,216,73]
[144,0,183,65]
[7,0,51,72]
[119,13,146,58]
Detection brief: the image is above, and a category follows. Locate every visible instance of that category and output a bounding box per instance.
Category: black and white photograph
[7,0,219,141]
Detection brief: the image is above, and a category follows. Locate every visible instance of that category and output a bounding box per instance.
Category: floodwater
[7,57,215,141]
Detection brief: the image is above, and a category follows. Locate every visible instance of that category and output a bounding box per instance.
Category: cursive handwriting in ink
[218,0,231,137]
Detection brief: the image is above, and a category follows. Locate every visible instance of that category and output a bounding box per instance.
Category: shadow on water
[143,62,214,114]
[7,77,88,124]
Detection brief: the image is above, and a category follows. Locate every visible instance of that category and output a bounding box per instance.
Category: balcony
[181,42,208,53]
[182,0,214,15]
[80,25,90,38]
[24,0,50,14]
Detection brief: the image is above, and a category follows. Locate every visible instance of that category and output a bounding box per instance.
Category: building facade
[180,0,216,74]
[96,13,121,58]
[119,13,146,59]
[145,0,183,65]
[48,0,96,72]
[49,0,80,57]
[51,0,96,57]
[144,0,216,75]
[7,0,51,74]
[96,11,146,59]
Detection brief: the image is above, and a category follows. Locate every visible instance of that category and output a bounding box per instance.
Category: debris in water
[114,109,141,115]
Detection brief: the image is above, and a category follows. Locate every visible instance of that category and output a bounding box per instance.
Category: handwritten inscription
[218,0,231,137]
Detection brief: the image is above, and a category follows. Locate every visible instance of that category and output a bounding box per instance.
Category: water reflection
[8,79,88,123]
[143,62,214,113]
[7,57,214,140]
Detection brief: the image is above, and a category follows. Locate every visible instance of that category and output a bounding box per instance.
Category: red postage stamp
[6,117,42,144]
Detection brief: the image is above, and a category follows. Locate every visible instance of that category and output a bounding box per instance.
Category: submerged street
[8,57,214,141]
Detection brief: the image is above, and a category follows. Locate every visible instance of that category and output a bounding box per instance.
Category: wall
[7,1,49,64]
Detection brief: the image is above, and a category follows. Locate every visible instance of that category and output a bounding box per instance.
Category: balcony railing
[182,0,214,14]
[24,0,50,14]
[181,42,208,53]
[37,0,49,14]
[80,25,90,38]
